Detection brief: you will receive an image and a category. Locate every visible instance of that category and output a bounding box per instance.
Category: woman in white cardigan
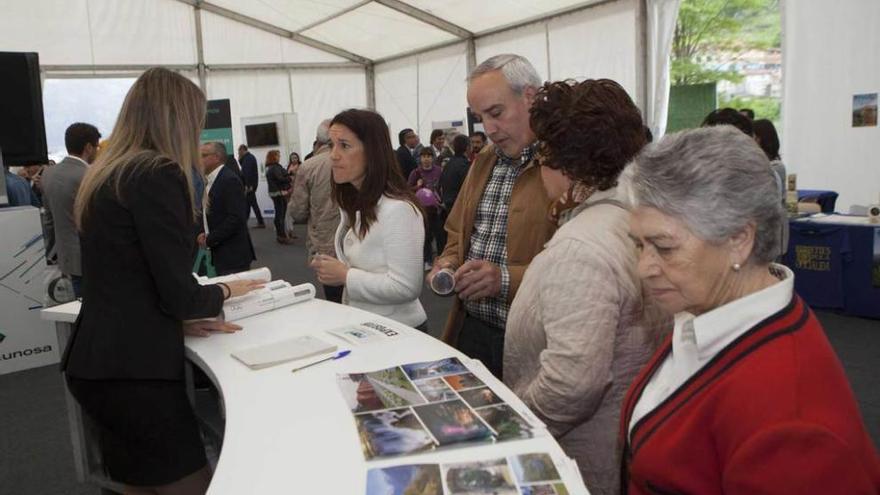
[310,109,428,329]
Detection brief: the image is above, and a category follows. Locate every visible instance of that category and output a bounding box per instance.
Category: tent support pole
[366,64,376,110]
[193,3,207,91]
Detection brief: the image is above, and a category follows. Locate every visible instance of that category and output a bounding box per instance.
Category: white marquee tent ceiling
[193,0,600,62]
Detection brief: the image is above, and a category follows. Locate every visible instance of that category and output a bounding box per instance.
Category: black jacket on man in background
[239,151,264,226]
[206,166,255,275]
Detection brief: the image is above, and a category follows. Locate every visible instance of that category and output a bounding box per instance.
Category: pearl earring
[732,263,742,271]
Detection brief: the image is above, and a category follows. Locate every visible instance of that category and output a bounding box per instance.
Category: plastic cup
[430,268,456,296]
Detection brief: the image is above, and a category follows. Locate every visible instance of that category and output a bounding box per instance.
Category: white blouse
[334,195,427,327]
[629,264,795,435]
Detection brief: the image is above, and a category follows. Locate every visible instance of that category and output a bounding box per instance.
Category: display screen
[245,122,279,147]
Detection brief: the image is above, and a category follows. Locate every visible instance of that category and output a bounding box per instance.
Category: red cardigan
[620,295,880,494]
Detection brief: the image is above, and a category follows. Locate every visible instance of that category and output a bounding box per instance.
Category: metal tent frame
[40,0,649,111]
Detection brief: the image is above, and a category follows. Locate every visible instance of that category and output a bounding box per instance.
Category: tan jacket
[288,147,339,260]
[437,145,556,344]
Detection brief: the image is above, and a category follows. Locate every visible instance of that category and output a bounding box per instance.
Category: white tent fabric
[1,0,681,157]
[782,0,880,211]
[645,0,680,138]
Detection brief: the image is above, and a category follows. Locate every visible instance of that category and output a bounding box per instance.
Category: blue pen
[291,350,351,373]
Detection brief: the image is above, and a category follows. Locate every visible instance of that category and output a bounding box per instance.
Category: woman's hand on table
[184,319,243,337]
[223,279,265,299]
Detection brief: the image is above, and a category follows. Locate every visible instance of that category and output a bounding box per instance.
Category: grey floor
[1,221,877,494]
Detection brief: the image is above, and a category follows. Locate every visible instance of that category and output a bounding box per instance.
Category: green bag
[193,248,217,278]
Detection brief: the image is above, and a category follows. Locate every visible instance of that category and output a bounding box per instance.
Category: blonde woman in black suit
[63,68,261,495]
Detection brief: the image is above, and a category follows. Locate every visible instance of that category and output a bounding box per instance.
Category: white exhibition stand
[1,206,59,375]
[42,298,589,494]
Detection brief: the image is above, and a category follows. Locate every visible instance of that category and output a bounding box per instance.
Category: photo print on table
[443,372,486,391]
[458,387,504,409]
[402,357,469,380]
[414,377,459,402]
[411,399,493,445]
[366,452,572,495]
[475,404,533,441]
[355,407,435,460]
[443,458,518,495]
[365,463,443,495]
[339,367,427,413]
[340,358,538,460]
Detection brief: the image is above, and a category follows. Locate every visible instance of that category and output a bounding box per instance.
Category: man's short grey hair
[468,54,542,95]
[316,119,332,144]
[207,141,226,160]
[632,126,785,264]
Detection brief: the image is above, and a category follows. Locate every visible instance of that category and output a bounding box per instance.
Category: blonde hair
[75,68,206,229]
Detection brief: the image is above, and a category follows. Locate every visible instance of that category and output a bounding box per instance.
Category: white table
[42,298,589,494]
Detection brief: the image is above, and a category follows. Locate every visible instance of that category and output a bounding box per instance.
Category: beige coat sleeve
[514,238,622,437]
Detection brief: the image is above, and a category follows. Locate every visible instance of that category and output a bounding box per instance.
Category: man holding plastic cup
[427,54,555,379]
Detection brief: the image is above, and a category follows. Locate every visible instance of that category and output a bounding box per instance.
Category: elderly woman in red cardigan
[622,125,880,494]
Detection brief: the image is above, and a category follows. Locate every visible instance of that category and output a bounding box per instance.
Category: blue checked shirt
[464,143,537,329]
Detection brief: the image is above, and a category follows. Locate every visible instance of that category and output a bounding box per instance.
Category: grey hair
[632,126,785,264]
[315,119,332,144]
[468,54,542,95]
[206,141,226,160]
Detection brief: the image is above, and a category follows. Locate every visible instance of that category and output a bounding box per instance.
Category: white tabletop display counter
[42,284,589,495]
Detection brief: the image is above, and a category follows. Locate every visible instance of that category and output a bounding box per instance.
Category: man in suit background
[395,128,419,181]
[237,144,265,228]
[41,122,101,297]
[199,142,255,275]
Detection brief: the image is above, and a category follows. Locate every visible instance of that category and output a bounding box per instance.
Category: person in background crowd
[622,125,880,494]
[395,128,419,181]
[310,109,427,330]
[739,108,755,120]
[429,129,446,159]
[429,54,555,379]
[469,131,487,162]
[753,118,788,256]
[265,149,293,245]
[504,79,668,494]
[62,67,262,495]
[3,164,39,207]
[753,118,785,193]
[439,133,470,218]
[287,152,301,178]
[41,122,101,297]
[238,144,265,229]
[304,140,319,161]
[289,119,344,303]
[21,164,44,205]
[198,141,255,275]
[409,147,444,270]
[702,107,754,136]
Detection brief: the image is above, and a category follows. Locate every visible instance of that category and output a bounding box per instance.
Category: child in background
[409,148,443,270]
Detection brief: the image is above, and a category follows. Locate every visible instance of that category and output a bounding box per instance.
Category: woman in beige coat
[504,79,668,495]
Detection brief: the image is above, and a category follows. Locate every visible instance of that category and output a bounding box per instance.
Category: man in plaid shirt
[429,54,556,379]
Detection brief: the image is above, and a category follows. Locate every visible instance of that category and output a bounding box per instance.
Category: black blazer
[206,166,255,272]
[439,155,470,211]
[62,163,224,380]
[396,146,417,181]
[240,152,259,190]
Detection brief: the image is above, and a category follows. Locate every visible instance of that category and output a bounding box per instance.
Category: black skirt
[65,376,208,487]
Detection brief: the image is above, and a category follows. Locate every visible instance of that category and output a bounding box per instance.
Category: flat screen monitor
[0,52,48,166]
[245,122,279,148]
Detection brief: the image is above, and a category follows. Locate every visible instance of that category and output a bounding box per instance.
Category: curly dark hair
[529,79,646,191]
